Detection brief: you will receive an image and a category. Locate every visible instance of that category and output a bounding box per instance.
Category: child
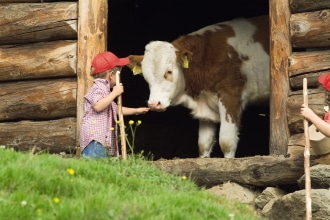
[301,104,330,137]
[301,72,330,137]
[80,51,149,158]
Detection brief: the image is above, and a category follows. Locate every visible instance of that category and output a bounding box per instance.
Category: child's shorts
[82,140,109,158]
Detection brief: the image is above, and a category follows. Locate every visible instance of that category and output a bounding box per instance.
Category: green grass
[0,149,263,220]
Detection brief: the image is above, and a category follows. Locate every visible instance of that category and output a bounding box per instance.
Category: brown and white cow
[127,15,270,158]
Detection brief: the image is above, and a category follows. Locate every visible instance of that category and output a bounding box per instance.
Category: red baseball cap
[318,73,330,91]
[91,51,129,74]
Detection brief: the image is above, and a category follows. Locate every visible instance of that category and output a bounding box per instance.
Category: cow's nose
[148,101,165,112]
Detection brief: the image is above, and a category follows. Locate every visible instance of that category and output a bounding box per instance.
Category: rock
[263,189,330,220]
[254,187,286,209]
[207,181,260,205]
[298,164,330,189]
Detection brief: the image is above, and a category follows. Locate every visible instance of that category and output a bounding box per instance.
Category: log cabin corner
[0,0,330,161]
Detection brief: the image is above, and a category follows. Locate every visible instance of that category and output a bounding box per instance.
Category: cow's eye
[164,70,173,82]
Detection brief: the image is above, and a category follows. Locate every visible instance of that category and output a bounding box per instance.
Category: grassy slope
[0,149,263,220]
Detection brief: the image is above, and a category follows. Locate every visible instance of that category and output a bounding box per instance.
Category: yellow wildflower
[129,120,134,125]
[66,168,75,175]
[137,120,142,125]
[53,197,60,203]
[181,175,187,180]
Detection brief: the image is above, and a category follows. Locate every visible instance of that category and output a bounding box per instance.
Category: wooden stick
[303,78,312,220]
[116,71,127,160]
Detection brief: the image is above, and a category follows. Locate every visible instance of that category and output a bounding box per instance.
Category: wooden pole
[269,0,291,155]
[76,0,108,146]
[116,71,127,160]
[303,78,312,220]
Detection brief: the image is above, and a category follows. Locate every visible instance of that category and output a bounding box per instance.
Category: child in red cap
[80,51,149,158]
[301,73,330,137]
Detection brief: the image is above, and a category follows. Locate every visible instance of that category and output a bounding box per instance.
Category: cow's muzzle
[148,102,167,112]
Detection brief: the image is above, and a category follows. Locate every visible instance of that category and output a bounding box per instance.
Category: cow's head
[127,41,190,112]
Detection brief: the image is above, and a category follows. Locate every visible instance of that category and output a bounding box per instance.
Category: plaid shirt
[80,78,119,156]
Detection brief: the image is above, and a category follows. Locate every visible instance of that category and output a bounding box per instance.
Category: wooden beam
[269,0,291,155]
[289,50,330,75]
[0,118,76,153]
[289,0,330,14]
[152,155,328,188]
[0,2,77,45]
[0,78,76,121]
[0,41,76,82]
[76,0,108,145]
[290,10,330,48]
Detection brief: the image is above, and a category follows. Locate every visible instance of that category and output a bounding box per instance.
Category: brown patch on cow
[249,16,270,54]
[127,55,144,72]
[172,23,246,124]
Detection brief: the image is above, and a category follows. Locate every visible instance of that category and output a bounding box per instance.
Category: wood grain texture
[0,2,77,45]
[152,155,328,187]
[76,0,108,145]
[290,0,330,14]
[0,78,77,121]
[0,117,76,153]
[0,41,76,81]
[269,0,291,155]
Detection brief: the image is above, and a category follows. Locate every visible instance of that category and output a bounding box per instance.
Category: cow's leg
[198,119,217,158]
[218,102,240,158]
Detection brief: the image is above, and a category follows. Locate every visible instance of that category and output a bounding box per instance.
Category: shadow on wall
[108,0,270,159]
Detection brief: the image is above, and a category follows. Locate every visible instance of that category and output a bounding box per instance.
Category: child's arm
[94,84,123,112]
[301,104,330,137]
[122,107,149,116]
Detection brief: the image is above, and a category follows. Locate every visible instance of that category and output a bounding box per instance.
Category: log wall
[285,0,330,149]
[0,0,329,156]
[0,1,78,153]
[0,0,107,153]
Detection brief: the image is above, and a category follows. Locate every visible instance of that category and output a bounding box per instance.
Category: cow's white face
[141,41,186,111]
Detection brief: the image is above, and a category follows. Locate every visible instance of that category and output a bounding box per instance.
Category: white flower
[21,200,27,206]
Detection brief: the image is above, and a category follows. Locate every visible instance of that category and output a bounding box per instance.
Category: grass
[0,148,264,220]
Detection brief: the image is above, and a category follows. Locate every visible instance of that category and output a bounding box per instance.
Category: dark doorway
[108,0,270,159]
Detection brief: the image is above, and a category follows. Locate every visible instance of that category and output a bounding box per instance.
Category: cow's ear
[177,50,193,69]
[126,55,144,75]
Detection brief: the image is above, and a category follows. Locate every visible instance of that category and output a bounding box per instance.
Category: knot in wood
[319,10,329,20]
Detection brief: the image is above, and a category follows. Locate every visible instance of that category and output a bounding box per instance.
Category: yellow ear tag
[132,65,142,75]
[183,56,189,68]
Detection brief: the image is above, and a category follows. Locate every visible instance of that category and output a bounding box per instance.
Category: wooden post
[269,0,291,155]
[303,78,312,220]
[76,0,108,146]
[116,71,127,160]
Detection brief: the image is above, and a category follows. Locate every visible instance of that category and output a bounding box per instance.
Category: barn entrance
[108,0,270,159]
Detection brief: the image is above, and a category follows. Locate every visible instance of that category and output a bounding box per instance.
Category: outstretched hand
[136,107,150,115]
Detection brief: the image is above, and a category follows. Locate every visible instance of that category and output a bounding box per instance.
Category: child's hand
[112,83,124,96]
[136,107,150,115]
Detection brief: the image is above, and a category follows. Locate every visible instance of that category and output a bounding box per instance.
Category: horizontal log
[289,71,330,90]
[0,78,77,121]
[290,10,330,48]
[152,155,325,187]
[287,88,326,134]
[0,2,77,45]
[0,117,76,153]
[0,41,77,82]
[290,0,330,14]
[289,50,330,75]
[288,135,305,148]
[0,1,68,2]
